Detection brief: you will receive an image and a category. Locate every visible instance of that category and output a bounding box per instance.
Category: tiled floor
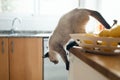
[44,38,68,80]
[44,58,68,80]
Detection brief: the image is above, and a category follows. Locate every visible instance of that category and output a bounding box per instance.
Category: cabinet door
[69,54,109,80]
[9,38,43,80]
[0,38,9,80]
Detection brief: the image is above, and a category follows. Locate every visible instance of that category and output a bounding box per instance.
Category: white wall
[99,0,120,25]
[2,0,119,31]
[0,14,61,31]
[79,0,120,33]
[0,0,78,31]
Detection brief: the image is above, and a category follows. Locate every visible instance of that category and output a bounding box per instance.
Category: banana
[109,25,120,37]
[98,29,110,37]
[98,25,120,37]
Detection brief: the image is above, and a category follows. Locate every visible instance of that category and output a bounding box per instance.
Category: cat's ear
[43,52,49,58]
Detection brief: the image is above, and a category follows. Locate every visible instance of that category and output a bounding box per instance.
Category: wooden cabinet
[0,38,9,80]
[0,37,43,80]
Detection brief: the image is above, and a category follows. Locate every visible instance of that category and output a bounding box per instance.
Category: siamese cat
[44,8,112,70]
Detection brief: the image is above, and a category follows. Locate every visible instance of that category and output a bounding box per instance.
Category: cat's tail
[87,9,111,29]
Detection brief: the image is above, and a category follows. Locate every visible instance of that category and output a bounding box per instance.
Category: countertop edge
[0,30,52,38]
[69,47,120,80]
[0,34,50,38]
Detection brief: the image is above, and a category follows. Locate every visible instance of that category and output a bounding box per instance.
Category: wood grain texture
[0,38,9,80]
[69,47,120,80]
[9,38,43,80]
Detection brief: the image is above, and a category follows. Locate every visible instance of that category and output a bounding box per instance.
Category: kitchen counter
[0,30,51,37]
[69,47,120,80]
[0,33,50,37]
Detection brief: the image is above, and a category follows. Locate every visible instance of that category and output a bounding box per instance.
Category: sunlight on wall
[39,0,78,15]
[85,17,98,33]
[100,0,120,25]
[81,0,120,33]
[80,0,99,33]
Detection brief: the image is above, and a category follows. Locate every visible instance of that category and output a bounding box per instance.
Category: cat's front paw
[66,41,78,50]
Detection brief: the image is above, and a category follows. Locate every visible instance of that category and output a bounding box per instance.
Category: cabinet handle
[1,40,4,54]
[11,41,14,53]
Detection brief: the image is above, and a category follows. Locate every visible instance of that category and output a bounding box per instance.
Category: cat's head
[43,50,59,64]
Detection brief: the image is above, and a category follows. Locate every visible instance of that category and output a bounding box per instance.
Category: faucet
[11,17,21,34]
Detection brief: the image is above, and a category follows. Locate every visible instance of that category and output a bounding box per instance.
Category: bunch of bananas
[99,25,120,37]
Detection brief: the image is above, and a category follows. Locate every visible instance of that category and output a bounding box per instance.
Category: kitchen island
[68,47,120,80]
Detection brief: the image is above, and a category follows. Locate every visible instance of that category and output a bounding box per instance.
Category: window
[0,0,34,14]
[0,0,79,31]
[0,0,78,15]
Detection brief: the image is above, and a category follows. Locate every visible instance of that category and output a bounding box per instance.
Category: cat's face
[44,50,59,64]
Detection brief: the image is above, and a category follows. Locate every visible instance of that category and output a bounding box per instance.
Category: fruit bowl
[70,33,120,55]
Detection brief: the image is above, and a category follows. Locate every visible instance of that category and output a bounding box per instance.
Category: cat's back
[52,8,90,36]
[61,8,90,19]
[55,8,90,33]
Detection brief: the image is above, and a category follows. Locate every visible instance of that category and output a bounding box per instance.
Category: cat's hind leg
[57,46,70,70]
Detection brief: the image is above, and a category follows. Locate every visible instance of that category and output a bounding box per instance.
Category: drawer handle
[1,40,4,54]
[11,41,14,53]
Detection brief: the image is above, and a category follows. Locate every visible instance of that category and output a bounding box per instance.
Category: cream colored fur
[48,8,89,63]
[46,8,110,70]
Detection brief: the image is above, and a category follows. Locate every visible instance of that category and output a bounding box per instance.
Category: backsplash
[0,15,60,31]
